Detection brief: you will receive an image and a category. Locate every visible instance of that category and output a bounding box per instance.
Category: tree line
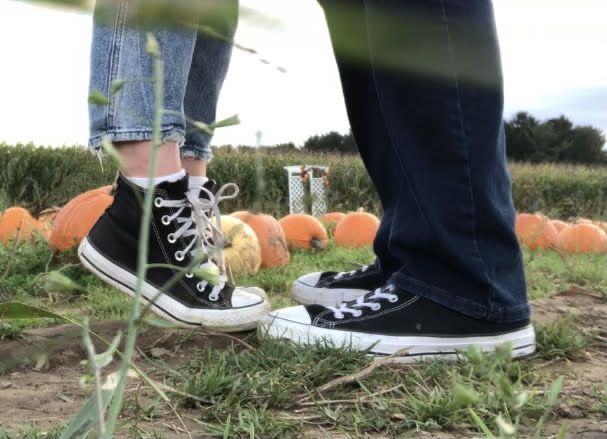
[214,112,606,164]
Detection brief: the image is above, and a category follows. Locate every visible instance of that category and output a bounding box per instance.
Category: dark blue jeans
[321,0,529,322]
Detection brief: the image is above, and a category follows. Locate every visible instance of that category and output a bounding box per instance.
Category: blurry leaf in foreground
[0,302,68,320]
[193,261,221,286]
[209,114,240,130]
[142,316,180,329]
[101,136,123,168]
[60,372,119,439]
[145,32,161,58]
[88,89,109,106]
[110,79,127,95]
[84,332,122,370]
[45,270,83,293]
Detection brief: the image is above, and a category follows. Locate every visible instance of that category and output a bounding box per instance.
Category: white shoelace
[154,183,238,302]
[328,286,398,319]
[334,264,370,280]
[188,183,239,301]
[154,196,201,262]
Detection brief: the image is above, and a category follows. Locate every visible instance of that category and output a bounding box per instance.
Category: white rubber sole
[259,315,536,363]
[291,281,370,307]
[78,237,270,332]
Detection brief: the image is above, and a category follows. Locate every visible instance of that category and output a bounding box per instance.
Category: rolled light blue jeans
[88,1,238,160]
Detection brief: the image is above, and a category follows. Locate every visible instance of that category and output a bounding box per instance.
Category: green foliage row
[505,112,607,164]
[1,143,606,219]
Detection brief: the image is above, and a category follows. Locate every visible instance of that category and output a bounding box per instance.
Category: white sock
[127,169,186,189]
[188,175,209,189]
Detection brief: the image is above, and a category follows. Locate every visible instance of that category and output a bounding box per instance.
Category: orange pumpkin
[576,218,594,225]
[0,207,47,243]
[557,223,607,254]
[593,221,607,233]
[320,212,346,224]
[50,186,113,251]
[231,211,290,268]
[549,219,570,233]
[278,214,328,250]
[37,206,61,236]
[515,213,558,250]
[334,212,380,247]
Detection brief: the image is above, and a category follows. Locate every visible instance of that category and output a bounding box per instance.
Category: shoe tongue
[203,179,216,191]
[155,175,189,199]
[197,179,216,201]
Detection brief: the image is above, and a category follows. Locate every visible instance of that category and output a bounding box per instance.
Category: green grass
[0,424,65,439]
[0,321,21,340]
[523,249,607,298]
[1,240,606,437]
[1,239,606,325]
[158,340,557,437]
[2,144,607,218]
[535,316,591,360]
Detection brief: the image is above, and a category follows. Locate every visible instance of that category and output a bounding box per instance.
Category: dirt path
[1,289,606,438]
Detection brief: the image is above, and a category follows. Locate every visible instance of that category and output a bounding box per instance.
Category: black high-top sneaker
[78,174,270,331]
[260,285,535,362]
[291,264,388,306]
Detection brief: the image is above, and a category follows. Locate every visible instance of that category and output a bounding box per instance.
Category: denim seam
[180,145,213,161]
[362,2,433,233]
[439,0,495,296]
[106,2,127,129]
[135,23,151,121]
[89,126,186,149]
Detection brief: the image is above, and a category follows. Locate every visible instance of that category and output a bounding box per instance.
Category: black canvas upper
[315,264,388,291]
[86,175,235,309]
[304,286,530,337]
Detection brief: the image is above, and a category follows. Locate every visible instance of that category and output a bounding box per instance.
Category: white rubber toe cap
[231,289,265,308]
[266,305,312,325]
[239,286,268,302]
[295,272,322,287]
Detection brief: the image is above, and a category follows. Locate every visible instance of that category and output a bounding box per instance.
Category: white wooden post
[284,166,306,214]
[284,165,329,216]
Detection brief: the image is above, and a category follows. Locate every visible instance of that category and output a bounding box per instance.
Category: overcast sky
[0,0,605,147]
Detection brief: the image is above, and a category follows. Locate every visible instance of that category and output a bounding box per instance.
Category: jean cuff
[180,145,213,161]
[88,126,186,151]
[389,272,531,323]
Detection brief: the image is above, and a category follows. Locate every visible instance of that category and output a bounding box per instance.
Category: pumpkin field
[0,146,606,438]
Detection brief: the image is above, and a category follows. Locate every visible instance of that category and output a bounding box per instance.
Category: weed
[0,424,65,439]
[535,316,590,360]
[0,321,21,340]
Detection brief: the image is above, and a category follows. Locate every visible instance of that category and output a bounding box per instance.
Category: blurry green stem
[82,318,106,438]
[104,52,164,435]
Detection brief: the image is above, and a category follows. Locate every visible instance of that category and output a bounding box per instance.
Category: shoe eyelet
[185,272,194,278]
[388,296,398,303]
[209,294,219,302]
[371,304,381,311]
[197,282,205,292]
[174,251,185,261]
[154,197,163,208]
[161,215,171,226]
[167,233,177,244]
[353,310,363,317]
